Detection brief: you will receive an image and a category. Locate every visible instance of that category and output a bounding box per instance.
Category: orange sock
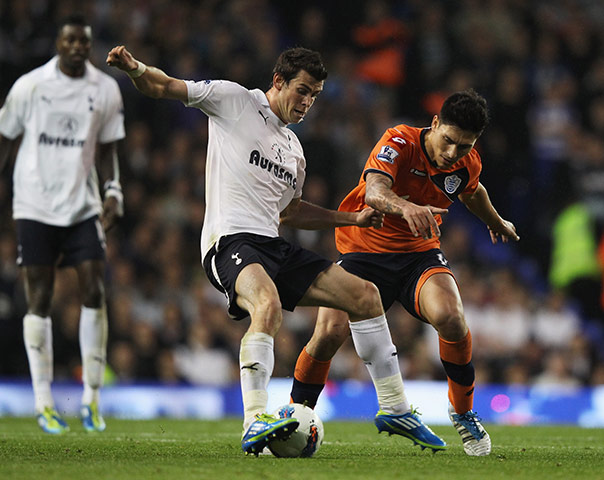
[290,347,331,408]
[439,331,475,414]
[294,347,331,384]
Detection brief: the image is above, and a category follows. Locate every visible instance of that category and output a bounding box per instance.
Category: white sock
[239,331,274,430]
[349,315,410,414]
[79,306,108,406]
[23,314,54,412]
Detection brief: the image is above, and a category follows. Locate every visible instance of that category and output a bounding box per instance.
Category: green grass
[1,417,603,480]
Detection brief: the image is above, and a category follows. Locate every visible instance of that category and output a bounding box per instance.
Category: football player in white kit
[0,15,125,434]
[107,45,432,456]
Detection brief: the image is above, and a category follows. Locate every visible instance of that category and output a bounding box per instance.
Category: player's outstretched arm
[365,172,448,239]
[106,45,188,102]
[280,198,383,230]
[459,182,520,244]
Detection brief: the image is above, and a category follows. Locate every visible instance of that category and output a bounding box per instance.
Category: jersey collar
[44,55,99,83]
[420,127,436,167]
[254,89,287,128]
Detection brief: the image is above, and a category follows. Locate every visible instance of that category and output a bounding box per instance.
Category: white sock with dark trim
[79,306,108,406]
[349,315,410,414]
[23,314,54,412]
[240,331,275,430]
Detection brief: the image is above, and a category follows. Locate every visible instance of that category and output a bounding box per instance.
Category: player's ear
[431,115,440,130]
[272,72,285,91]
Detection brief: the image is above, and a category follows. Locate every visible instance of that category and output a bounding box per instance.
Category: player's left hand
[101,197,121,231]
[357,207,384,229]
[488,219,520,244]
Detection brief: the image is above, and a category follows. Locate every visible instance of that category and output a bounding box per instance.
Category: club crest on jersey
[444,174,462,194]
[59,115,79,136]
[271,143,284,164]
[376,145,398,164]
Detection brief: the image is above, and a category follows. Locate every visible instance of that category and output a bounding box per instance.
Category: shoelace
[409,405,422,417]
[456,411,484,439]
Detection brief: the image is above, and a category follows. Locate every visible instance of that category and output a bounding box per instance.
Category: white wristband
[127,61,147,79]
[104,180,124,217]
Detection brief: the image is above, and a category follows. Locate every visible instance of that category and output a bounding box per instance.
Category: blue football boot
[81,402,106,432]
[375,409,447,452]
[37,407,70,434]
[241,413,299,456]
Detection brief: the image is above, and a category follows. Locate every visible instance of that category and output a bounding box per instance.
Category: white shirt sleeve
[291,134,306,199]
[0,76,29,139]
[295,155,306,199]
[98,78,126,144]
[183,79,251,119]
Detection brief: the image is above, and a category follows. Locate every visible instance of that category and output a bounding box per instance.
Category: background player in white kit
[107,45,446,455]
[0,14,125,434]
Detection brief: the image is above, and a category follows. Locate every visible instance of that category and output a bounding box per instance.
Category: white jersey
[184,80,306,260]
[0,56,125,226]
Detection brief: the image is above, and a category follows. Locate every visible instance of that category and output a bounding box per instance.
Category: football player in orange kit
[290,89,519,456]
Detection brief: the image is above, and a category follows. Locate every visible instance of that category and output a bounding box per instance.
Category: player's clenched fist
[106,45,138,72]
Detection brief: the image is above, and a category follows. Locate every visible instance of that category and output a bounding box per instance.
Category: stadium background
[0,0,603,425]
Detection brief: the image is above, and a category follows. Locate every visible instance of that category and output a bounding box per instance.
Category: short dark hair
[57,13,90,35]
[272,47,328,84]
[439,89,489,135]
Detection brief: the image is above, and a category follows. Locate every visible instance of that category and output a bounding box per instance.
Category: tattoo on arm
[365,173,403,215]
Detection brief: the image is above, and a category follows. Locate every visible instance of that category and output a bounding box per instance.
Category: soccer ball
[268,403,324,458]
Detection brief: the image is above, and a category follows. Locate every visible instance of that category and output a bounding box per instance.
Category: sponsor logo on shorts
[231,252,242,265]
[437,253,449,266]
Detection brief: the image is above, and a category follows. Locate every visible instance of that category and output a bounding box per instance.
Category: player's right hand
[106,46,138,72]
[101,196,121,231]
[401,203,448,239]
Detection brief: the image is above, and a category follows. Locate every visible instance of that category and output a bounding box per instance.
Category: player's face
[56,24,92,76]
[426,116,479,169]
[274,70,324,124]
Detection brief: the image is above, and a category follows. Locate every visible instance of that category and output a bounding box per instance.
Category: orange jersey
[336,124,482,254]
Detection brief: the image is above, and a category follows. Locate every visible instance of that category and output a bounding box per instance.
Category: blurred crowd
[1,0,604,389]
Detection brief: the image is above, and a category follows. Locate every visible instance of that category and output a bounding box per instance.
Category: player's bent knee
[318,320,349,345]
[431,310,467,340]
[348,280,383,319]
[248,296,283,334]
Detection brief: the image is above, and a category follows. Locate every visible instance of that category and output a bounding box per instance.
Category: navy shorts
[202,233,333,320]
[16,216,106,268]
[338,249,455,321]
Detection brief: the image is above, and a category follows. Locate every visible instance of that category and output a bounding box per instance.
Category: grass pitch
[1,417,603,480]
